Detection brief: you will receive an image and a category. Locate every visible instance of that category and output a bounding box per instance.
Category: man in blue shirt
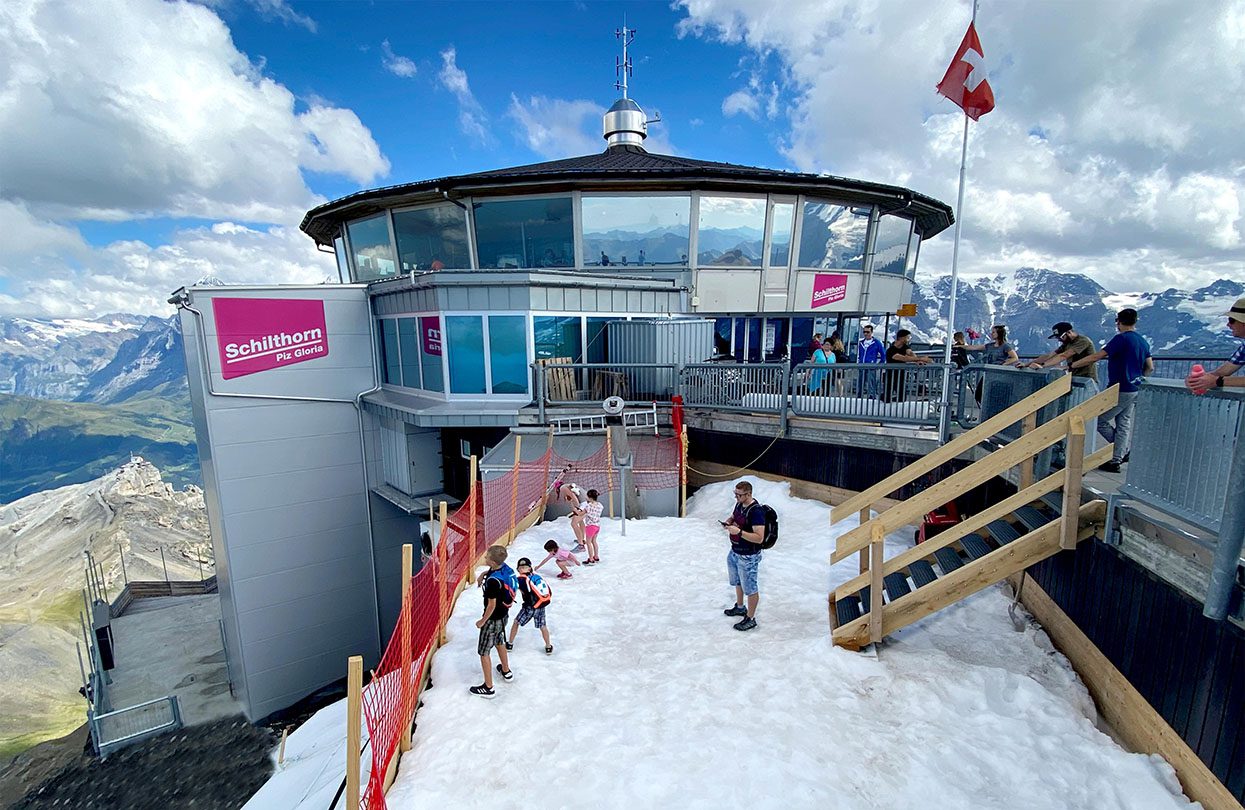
[1186,295,1245,394]
[1071,308,1153,472]
[856,323,885,398]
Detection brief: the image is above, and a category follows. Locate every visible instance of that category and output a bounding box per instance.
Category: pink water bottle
[1191,364,1206,395]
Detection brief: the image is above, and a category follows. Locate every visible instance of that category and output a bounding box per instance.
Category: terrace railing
[787,362,950,427]
[91,695,183,758]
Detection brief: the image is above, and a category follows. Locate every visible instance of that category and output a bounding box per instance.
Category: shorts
[515,605,547,629]
[585,524,600,540]
[727,550,762,596]
[477,618,507,655]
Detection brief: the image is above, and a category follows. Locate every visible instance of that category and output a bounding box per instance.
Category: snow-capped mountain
[909,269,1242,357]
[75,316,186,405]
[0,314,150,399]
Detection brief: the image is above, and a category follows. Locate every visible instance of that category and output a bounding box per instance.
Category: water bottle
[1191,364,1206,396]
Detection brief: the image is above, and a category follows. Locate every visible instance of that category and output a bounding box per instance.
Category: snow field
[378,478,1196,810]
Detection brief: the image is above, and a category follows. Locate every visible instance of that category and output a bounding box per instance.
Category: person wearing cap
[1186,296,1245,394]
[1070,308,1153,473]
[856,323,885,398]
[1028,321,1101,458]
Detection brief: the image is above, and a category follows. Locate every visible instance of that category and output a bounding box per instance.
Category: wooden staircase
[828,376,1119,651]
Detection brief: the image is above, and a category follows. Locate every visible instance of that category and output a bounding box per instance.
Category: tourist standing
[722,480,766,631]
[809,341,835,394]
[1070,309,1153,472]
[1186,296,1245,393]
[882,329,932,403]
[965,325,1019,403]
[951,332,970,369]
[1028,321,1101,453]
[471,545,515,698]
[857,323,885,398]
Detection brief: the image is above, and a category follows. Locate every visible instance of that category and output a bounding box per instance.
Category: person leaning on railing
[1186,295,1245,394]
[963,324,1019,404]
[882,329,932,403]
[1069,308,1153,473]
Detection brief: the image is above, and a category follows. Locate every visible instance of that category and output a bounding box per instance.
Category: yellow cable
[685,431,785,478]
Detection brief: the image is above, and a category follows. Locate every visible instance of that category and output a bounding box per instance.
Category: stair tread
[883,572,912,601]
[960,533,995,560]
[836,595,862,626]
[987,519,1023,545]
[860,586,872,615]
[933,547,964,574]
[909,560,938,588]
[1041,493,1064,514]
[1014,506,1053,533]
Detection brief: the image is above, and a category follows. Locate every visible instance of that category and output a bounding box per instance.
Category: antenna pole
[615,21,635,99]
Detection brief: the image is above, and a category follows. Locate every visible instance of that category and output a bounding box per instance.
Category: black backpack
[760,504,779,549]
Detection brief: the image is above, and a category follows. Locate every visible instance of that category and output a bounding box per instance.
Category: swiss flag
[937,23,995,120]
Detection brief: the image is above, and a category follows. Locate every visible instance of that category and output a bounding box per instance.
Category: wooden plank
[687,460,902,512]
[833,499,1107,648]
[831,374,1071,522]
[859,508,870,576]
[346,655,363,810]
[832,386,1119,563]
[1019,411,1038,489]
[1061,415,1087,550]
[834,444,1112,601]
[1011,575,1245,810]
[869,524,884,643]
[398,543,413,755]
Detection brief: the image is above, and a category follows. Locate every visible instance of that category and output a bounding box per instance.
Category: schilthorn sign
[811,273,848,309]
[213,298,330,380]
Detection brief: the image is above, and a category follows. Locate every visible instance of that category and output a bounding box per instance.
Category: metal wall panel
[380,421,411,493]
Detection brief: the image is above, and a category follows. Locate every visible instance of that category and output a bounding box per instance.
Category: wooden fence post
[605,430,616,519]
[680,425,688,518]
[1019,412,1038,489]
[1060,415,1086,550]
[399,543,413,753]
[346,655,363,810]
[542,428,554,523]
[508,435,522,544]
[869,522,885,644]
[858,508,870,575]
[436,528,449,646]
[468,455,478,556]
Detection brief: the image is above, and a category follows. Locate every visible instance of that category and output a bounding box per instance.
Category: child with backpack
[535,539,581,579]
[471,545,516,698]
[505,557,554,655]
[582,489,604,564]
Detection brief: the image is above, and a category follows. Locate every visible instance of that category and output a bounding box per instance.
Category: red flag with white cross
[936,22,995,120]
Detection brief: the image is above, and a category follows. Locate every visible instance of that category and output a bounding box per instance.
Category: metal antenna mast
[615,21,635,99]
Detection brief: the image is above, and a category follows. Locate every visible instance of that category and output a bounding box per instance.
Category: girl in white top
[582,488,604,564]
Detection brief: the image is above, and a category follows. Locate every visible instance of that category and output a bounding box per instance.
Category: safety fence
[349,433,685,809]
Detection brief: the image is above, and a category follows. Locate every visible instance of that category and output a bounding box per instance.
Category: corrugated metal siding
[379,420,410,493]
[607,319,715,365]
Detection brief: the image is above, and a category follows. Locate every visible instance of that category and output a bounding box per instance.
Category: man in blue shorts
[722,480,766,631]
[1186,296,1245,394]
[1071,308,1153,472]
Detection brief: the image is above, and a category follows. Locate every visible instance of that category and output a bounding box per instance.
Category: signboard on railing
[811,273,848,309]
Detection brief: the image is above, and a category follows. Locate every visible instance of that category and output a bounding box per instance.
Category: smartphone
[719,520,729,526]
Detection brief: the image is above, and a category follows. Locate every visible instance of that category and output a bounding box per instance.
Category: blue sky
[1,0,1242,317]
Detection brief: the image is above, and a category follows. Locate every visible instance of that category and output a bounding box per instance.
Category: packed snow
[250,479,1196,810]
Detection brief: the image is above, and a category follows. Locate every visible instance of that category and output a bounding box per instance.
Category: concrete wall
[179,284,381,721]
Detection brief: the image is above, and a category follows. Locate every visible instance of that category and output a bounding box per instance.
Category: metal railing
[1014,354,1217,382]
[787,362,949,426]
[680,362,787,412]
[91,695,184,758]
[536,362,679,406]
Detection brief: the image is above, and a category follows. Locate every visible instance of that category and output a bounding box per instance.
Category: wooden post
[1019,412,1038,489]
[858,508,870,575]
[679,425,688,518]
[346,655,363,810]
[468,455,478,556]
[869,523,884,644]
[508,435,522,543]
[605,429,616,519]
[541,429,554,524]
[399,543,414,753]
[1060,415,1086,550]
[277,726,288,767]
[436,526,449,646]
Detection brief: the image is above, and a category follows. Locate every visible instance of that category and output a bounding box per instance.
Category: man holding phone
[722,480,766,631]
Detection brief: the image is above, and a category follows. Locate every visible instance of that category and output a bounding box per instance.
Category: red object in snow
[917,501,961,544]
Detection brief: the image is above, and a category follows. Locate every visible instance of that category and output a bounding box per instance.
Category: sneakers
[1121,452,1130,463]
[557,572,573,579]
[723,604,748,617]
[495,664,513,681]
[1100,461,1122,473]
[733,616,758,631]
[545,645,554,655]
[572,544,586,553]
[469,684,496,699]
[504,641,513,651]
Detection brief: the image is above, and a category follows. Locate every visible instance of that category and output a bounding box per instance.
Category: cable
[685,431,785,478]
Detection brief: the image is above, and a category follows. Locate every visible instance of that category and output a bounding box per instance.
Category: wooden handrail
[831,385,1119,563]
[831,375,1071,523]
[833,443,1113,601]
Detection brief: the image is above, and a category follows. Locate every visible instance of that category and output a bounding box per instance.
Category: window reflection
[473,197,574,269]
[698,196,766,266]
[333,236,348,278]
[582,196,690,267]
[769,203,794,267]
[797,201,869,270]
[488,316,528,394]
[398,318,421,388]
[348,214,397,282]
[379,319,400,384]
[872,215,912,275]
[906,232,921,279]
[394,203,470,272]
[533,316,583,362]
[420,316,444,392]
[447,316,486,394]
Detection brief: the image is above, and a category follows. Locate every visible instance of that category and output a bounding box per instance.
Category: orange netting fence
[352,434,683,809]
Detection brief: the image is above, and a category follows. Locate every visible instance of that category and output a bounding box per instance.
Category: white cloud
[381,39,417,78]
[0,0,388,225]
[246,0,316,32]
[677,0,1245,292]
[438,47,489,144]
[508,94,678,159]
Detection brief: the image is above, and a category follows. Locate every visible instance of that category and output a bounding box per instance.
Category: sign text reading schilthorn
[212,298,330,380]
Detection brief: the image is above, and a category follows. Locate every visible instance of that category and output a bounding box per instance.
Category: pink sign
[421,316,442,356]
[811,273,849,309]
[212,298,329,380]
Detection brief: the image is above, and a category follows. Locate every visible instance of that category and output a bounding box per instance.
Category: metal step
[1041,492,1064,514]
[883,572,912,601]
[1014,505,1053,533]
[909,560,938,589]
[933,547,965,574]
[960,533,995,560]
[836,595,862,626]
[860,586,872,614]
[987,519,1023,545]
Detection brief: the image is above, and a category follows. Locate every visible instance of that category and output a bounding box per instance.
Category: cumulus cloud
[677,0,1245,292]
[381,39,417,78]
[246,0,316,32]
[438,47,489,144]
[508,94,678,159]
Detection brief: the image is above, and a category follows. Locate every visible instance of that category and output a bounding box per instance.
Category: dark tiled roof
[300,145,953,245]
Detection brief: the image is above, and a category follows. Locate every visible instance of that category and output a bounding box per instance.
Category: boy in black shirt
[471,545,515,699]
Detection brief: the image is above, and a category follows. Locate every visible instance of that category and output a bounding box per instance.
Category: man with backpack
[722,479,771,632]
[471,545,517,698]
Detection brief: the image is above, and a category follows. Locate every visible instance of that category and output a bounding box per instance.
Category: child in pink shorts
[583,489,604,564]
[536,539,581,579]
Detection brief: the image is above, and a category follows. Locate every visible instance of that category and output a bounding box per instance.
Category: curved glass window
[394,203,470,272]
[473,196,573,269]
[769,202,794,267]
[582,196,690,267]
[697,196,766,266]
[534,316,583,362]
[420,316,444,392]
[906,232,921,279]
[333,236,348,278]
[398,318,421,387]
[347,214,397,282]
[447,316,486,394]
[797,201,869,270]
[379,319,400,384]
[872,215,913,275]
[488,316,528,395]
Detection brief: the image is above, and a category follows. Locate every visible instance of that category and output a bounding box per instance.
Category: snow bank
[250,479,1198,810]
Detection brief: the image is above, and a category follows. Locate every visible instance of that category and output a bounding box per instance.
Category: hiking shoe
[1099,461,1122,473]
[1121,452,1130,463]
[733,616,758,631]
[504,641,513,651]
[545,645,553,655]
[495,664,513,681]
[723,604,748,617]
[557,572,573,579]
[469,684,496,699]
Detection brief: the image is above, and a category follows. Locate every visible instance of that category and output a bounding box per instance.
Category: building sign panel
[421,316,442,356]
[810,273,848,309]
[213,298,329,380]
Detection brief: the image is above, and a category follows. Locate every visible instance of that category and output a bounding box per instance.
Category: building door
[406,428,444,496]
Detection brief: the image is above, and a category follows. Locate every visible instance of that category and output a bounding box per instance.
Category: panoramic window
[768,202,795,267]
[797,200,869,270]
[419,316,444,392]
[472,196,574,269]
[906,232,921,279]
[582,196,690,267]
[534,316,583,362]
[697,196,766,266]
[347,214,397,282]
[872,215,913,275]
[398,318,421,388]
[488,315,528,395]
[378,319,400,384]
[394,203,471,272]
[446,316,486,394]
[333,235,349,278]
